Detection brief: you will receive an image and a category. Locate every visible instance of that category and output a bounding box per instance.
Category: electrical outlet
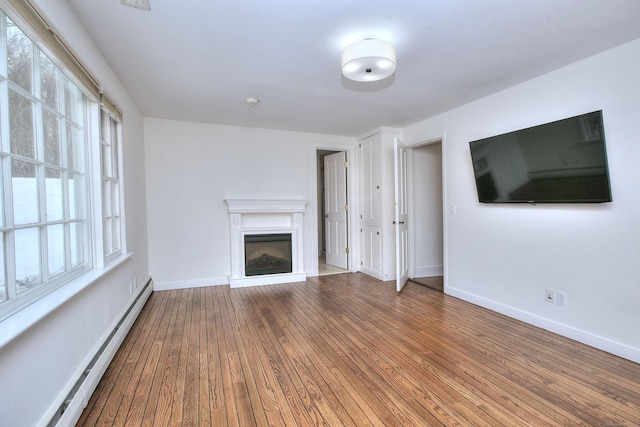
[545,288,555,303]
[556,291,567,307]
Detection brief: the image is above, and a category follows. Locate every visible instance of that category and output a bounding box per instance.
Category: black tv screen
[469,111,612,204]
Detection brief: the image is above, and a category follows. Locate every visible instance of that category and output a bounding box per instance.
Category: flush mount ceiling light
[341,39,396,82]
[120,0,150,10]
[246,97,259,106]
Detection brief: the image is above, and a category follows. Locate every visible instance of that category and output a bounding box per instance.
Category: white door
[324,152,348,269]
[394,138,409,291]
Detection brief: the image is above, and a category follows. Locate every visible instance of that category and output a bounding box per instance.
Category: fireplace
[244,233,292,276]
[225,198,307,288]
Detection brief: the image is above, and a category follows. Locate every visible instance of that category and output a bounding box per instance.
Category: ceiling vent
[120,0,150,10]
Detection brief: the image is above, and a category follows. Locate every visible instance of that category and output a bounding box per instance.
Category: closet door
[324,152,348,269]
[359,138,374,223]
[360,224,382,277]
[394,138,409,291]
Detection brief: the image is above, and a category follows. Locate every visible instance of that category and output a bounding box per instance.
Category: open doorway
[317,150,349,276]
[408,140,444,291]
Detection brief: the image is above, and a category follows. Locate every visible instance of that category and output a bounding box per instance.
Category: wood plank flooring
[76,273,640,426]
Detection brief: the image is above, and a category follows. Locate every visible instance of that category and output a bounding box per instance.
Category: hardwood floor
[77,273,640,426]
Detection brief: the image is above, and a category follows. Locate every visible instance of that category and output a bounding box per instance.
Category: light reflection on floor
[318,254,348,276]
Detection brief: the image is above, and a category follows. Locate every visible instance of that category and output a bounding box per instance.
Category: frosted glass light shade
[341,39,396,82]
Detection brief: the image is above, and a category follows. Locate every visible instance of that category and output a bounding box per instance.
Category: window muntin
[0,14,95,319]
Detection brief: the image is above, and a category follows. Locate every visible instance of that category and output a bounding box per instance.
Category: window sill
[0,252,133,351]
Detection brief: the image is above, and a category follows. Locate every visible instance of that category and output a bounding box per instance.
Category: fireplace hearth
[245,233,292,276]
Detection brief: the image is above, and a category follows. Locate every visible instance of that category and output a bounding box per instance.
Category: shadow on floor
[409,276,443,292]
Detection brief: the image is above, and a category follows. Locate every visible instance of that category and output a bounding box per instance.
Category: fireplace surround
[225,198,307,287]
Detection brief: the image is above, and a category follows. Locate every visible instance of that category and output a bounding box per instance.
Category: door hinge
[345,247,349,254]
[345,204,349,211]
[344,161,348,168]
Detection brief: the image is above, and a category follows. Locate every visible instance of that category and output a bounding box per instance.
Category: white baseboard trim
[50,277,154,427]
[306,267,319,277]
[154,277,228,291]
[447,286,640,364]
[414,265,443,277]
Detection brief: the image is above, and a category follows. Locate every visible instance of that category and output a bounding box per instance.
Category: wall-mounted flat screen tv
[469,110,612,204]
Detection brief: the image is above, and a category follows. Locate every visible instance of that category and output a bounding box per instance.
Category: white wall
[411,143,443,277]
[403,39,640,363]
[0,1,150,426]
[144,118,355,289]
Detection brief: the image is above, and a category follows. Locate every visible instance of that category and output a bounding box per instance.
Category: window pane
[12,159,39,225]
[111,181,120,215]
[15,227,41,293]
[102,179,111,217]
[103,218,111,254]
[69,173,83,220]
[101,143,112,177]
[0,163,4,227]
[100,109,107,142]
[0,234,5,302]
[64,78,83,125]
[9,90,35,158]
[45,168,63,222]
[6,19,33,92]
[43,109,61,166]
[110,119,119,178]
[40,53,58,108]
[70,221,83,267]
[47,224,65,278]
[111,218,120,252]
[67,124,83,171]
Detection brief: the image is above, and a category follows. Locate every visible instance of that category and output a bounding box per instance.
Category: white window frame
[0,3,126,324]
[100,107,124,263]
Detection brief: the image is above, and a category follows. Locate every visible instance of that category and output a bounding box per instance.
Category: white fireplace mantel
[226,198,307,214]
[225,198,307,288]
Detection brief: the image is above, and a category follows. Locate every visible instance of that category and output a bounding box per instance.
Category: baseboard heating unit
[47,277,153,427]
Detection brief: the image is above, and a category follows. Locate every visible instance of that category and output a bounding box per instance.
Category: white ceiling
[64,0,640,136]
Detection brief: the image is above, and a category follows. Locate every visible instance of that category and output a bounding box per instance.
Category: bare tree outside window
[40,52,58,108]
[7,19,32,92]
[8,89,35,163]
[43,109,61,168]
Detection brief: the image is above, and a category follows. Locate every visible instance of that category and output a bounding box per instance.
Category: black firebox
[244,233,292,276]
